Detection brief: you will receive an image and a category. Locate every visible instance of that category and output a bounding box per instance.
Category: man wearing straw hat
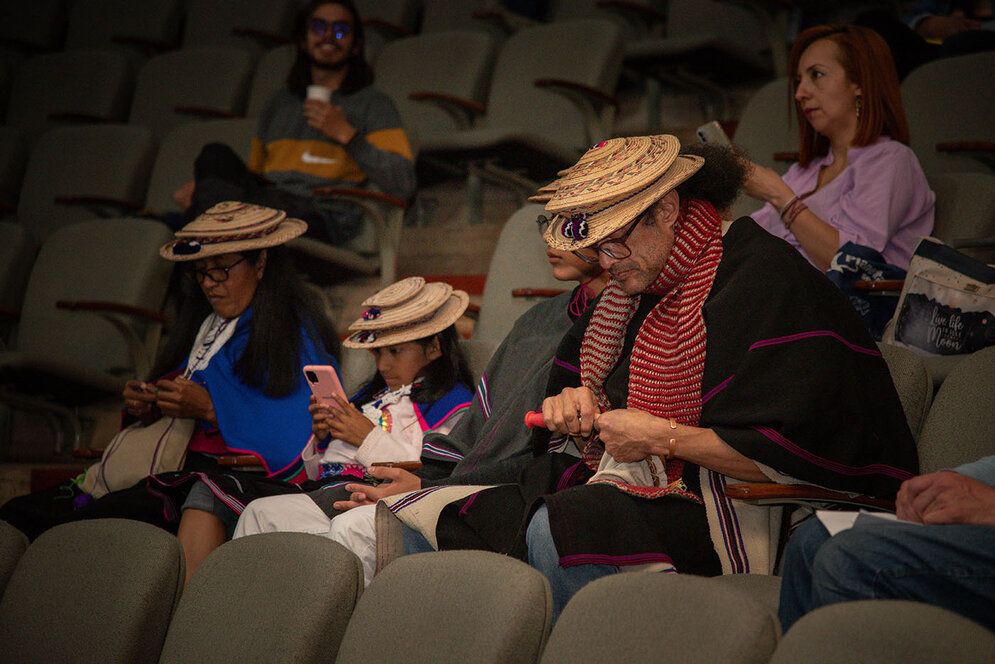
[327,137,918,616]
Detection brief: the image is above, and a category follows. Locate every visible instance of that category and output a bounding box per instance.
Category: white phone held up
[696,120,733,149]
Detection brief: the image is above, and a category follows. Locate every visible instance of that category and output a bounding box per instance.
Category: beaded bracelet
[779,195,808,230]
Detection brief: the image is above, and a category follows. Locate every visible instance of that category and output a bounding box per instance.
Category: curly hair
[675,142,748,212]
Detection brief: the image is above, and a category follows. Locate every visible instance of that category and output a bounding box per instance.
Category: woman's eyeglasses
[307,18,352,40]
[186,256,246,283]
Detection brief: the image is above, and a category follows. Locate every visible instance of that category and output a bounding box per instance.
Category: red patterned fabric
[579,198,723,495]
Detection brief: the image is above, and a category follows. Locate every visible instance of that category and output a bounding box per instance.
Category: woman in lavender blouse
[746,24,934,273]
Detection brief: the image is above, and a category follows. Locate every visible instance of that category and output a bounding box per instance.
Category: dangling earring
[855,94,863,120]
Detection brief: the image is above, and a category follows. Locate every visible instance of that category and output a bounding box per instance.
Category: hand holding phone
[304,365,347,407]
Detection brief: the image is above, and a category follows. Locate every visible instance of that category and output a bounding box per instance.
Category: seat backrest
[159,533,363,664]
[0,519,184,664]
[541,573,779,664]
[770,600,995,664]
[182,0,296,54]
[485,19,624,153]
[665,0,768,54]
[877,342,933,441]
[15,217,174,376]
[902,51,995,176]
[246,44,296,118]
[0,221,35,319]
[548,0,667,40]
[916,345,995,473]
[928,171,995,263]
[0,0,66,56]
[337,550,552,664]
[733,77,796,173]
[129,47,253,140]
[16,124,156,244]
[472,203,566,344]
[419,0,511,43]
[145,117,257,213]
[5,50,135,146]
[65,0,182,63]
[0,519,28,600]
[730,76,797,218]
[0,125,27,213]
[374,30,497,145]
[355,0,423,63]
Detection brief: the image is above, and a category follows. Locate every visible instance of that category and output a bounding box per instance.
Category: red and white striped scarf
[579,198,723,491]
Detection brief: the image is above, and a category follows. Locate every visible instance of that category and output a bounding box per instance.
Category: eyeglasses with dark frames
[535,214,552,236]
[571,211,647,265]
[187,256,247,283]
[307,18,352,40]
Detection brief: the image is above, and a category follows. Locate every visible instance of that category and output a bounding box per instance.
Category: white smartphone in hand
[303,365,347,409]
[696,120,734,149]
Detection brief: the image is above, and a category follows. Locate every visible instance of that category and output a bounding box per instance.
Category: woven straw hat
[343,277,469,349]
[159,201,307,261]
[541,135,703,251]
[528,137,634,203]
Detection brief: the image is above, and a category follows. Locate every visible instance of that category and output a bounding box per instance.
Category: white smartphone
[696,120,734,149]
[303,365,347,408]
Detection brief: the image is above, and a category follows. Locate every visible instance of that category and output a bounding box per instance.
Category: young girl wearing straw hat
[229,278,474,567]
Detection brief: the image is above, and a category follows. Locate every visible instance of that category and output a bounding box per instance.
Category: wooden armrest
[854,279,905,292]
[56,300,169,324]
[231,27,293,45]
[0,306,19,321]
[596,0,667,24]
[534,78,619,112]
[173,105,241,120]
[47,112,112,123]
[361,18,414,39]
[370,461,423,471]
[312,186,410,210]
[111,35,175,53]
[217,454,263,467]
[511,288,567,298]
[71,447,104,459]
[936,141,995,154]
[53,195,143,214]
[409,91,486,129]
[724,482,895,512]
[773,151,799,163]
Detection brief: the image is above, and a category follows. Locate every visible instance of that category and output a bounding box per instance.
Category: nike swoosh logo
[302,151,337,165]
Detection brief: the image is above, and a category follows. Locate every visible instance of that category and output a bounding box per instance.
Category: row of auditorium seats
[0,0,766,65]
[0,334,995,664]
[4,345,992,662]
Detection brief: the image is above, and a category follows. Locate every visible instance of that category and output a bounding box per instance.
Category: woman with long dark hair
[0,202,340,578]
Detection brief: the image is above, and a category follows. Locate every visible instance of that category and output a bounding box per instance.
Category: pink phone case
[303,365,347,407]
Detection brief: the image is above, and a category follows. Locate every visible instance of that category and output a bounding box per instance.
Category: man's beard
[308,51,351,72]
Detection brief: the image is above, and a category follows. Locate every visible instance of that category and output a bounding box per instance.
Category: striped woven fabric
[578,198,723,497]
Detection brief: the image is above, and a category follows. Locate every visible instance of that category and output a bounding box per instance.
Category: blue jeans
[526,505,618,620]
[779,517,995,632]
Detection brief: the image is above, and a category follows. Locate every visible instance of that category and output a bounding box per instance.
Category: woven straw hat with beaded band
[540,135,703,251]
[343,277,469,349]
[159,201,308,261]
